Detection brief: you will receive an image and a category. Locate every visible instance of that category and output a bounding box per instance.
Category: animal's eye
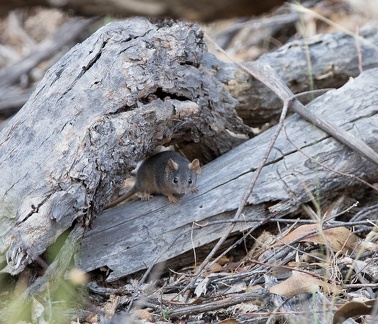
[173,177,179,184]
[188,177,193,184]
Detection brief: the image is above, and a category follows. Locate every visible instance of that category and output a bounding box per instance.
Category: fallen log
[1,16,378,283]
[76,68,378,281]
[3,20,378,129]
[0,17,247,275]
[231,28,378,126]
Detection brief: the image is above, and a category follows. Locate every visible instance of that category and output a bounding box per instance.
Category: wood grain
[0,18,246,275]
[76,68,378,281]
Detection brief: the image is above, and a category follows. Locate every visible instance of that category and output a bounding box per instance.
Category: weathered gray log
[224,28,378,126]
[0,18,247,275]
[2,15,378,282]
[3,24,378,131]
[76,68,378,281]
[0,0,285,21]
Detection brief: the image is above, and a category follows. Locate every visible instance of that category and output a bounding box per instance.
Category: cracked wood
[0,18,246,275]
[76,68,378,281]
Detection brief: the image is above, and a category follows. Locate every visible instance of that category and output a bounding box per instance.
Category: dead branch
[222,28,378,126]
[167,289,268,318]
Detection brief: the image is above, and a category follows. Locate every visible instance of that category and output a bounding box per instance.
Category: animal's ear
[189,159,201,175]
[167,158,179,171]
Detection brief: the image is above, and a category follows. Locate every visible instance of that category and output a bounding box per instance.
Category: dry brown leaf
[276,224,358,253]
[85,314,99,323]
[133,309,154,322]
[218,255,232,265]
[103,294,120,319]
[333,299,377,324]
[247,285,263,292]
[269,271,340,297]
[195,259,228,275]
[206,262,223,274]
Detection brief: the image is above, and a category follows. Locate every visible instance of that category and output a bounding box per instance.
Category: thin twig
[179,29,378,295]
[178,34,297,296]
[290,3,378,51]
[247,62,378,166]
[355,26,363,73]
[168,289,268,318]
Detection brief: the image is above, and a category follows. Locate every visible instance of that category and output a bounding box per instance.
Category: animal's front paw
[167,194,179,204]
[191,186,199,193]
[140,193,153,201]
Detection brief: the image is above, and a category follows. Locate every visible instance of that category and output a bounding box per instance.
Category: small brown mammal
[106,151,201,208]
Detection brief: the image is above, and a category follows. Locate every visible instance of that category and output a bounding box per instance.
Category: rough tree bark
[230,28,378,126]
[76,68,378,281]
[2,20,378,130]
[0,18,247,275]
[1,17,378,283]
